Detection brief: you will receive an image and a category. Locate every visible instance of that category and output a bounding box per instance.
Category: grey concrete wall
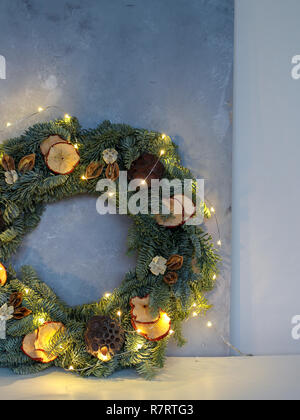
[0,0,233,356]
[232,0,300,355]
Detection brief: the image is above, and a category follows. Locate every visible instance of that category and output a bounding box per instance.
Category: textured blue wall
[0,0,233,356]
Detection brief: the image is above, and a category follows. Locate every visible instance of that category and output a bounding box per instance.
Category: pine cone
[128,153,165,186]
[85,316,125,359]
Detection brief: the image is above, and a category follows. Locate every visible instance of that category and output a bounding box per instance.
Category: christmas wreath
[0,117,220,379]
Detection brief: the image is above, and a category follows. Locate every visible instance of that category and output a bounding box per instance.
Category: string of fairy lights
[1,105,247,370]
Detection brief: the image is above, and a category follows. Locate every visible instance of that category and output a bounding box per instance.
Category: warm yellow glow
[217,240,222,246]
[6,122,12,127]
[160,149,165,156]
[207,321,213,328]
[38,317,45,324]
[162,313,170,323]
[104,293,111,298]
[117,310,122,317]
[97,351,111,362]
[69,366,74,371]
[169,329,174,335]
[81,175,87,180]
[192,303,197,308]
[108,192,114,197]
[38,107,44,113]
[141,180,146,185]
[213,274,217,280]
[210,207,216,213]
[192,312,198,318]
[162,134,166,139]
[137,329,142,334]
[64,114,71,121]
[74,143,79,149]
[24,288,29,295]
[136,344,143,350]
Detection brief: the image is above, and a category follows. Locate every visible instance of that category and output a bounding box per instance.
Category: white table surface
[0,356,299,400]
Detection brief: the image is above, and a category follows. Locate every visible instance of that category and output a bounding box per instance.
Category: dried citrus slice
[45,142,80,175]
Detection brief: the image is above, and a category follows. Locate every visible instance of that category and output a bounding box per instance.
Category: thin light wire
[0,105,66,135]
[205,198,222,245]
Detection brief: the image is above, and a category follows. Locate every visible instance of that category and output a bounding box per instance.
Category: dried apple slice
[132,312,171,341]
[0,263,7,287]
[40,135,68,156]
[21,330,47,362]
[173,194,196,223]
[130,296,159,324]
[45,142,80,175]
[155,195,196,228]
[35,322,65,352]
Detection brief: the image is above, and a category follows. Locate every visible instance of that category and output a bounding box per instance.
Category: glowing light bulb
[160,149,165,156]
[169,330,174,335]
[64,114,71,121]
[137,329,142,334]
[69,366,74,371]
[192,312,198,318]
[217,240,222,247]
[108,192,114,197]
[162,134,166,139]
[207,321,213,328]
[104,293,111,298]
[210,207,215,213]
[24,288,29,295]
[162,313,170,322]
[74,143,79,149]
[213,274,217,280]
[6,122,12,128]
[141,180,146,185]
[192,303,197,308]
[81,175,87,180]
[38,107,44,113]
[136,344,143,350]
[38,317,45,324]
[117,310,122,317]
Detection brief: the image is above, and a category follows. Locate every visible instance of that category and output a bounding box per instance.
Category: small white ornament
[5,170,18,185]
[149,256,167,276]
[0,303,14,340]
[103,149,118,165]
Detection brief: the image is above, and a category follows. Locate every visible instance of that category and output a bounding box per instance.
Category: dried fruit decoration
[45,142,80,175]
[163,255,184,285]
[0,263,7,287]
[1,154,18,185]
[102,149,119,182]
[22,322,65,364]
[18,154,36,173]
[85,162,104,180]
[8,292,32,320]
[130,295,171,341]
